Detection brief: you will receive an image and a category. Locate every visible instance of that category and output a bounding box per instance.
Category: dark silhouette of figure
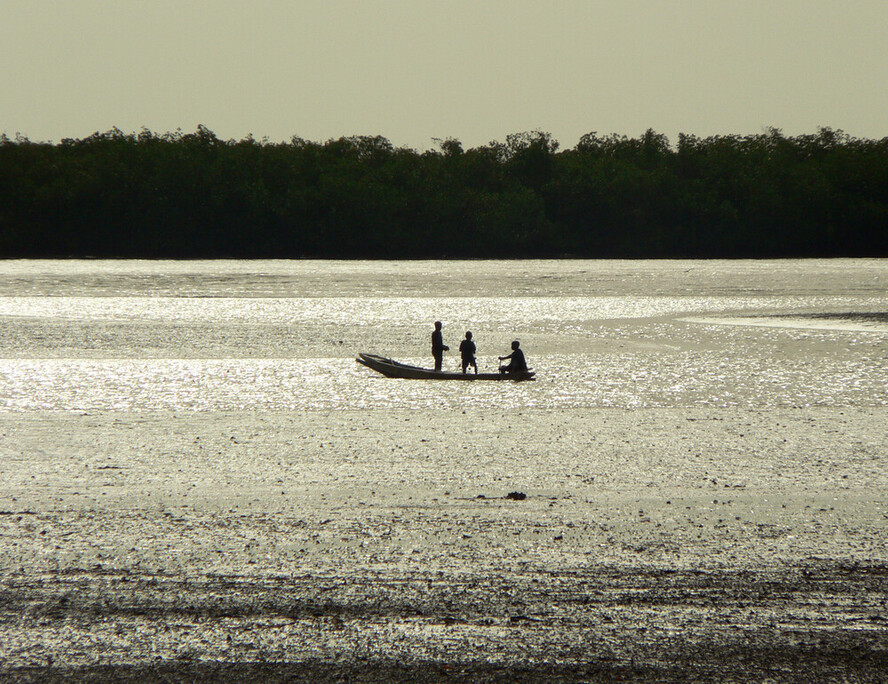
[431,321,449,371]
[459,331,478,374]
[499,340,527,374]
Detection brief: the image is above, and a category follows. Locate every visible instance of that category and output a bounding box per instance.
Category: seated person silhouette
[498,340,527,374]
[459,331,478,374]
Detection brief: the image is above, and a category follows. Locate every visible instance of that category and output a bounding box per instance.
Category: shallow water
[1,259,886,411]
[1,261,887,679]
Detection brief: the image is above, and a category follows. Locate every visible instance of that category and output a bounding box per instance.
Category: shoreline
[3,561,886,682]
[1,406,886,680]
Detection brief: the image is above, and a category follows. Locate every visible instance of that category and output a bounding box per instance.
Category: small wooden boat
[356,353,535,381]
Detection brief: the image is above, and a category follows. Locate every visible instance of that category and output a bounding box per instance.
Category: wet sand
[1,406,886,681]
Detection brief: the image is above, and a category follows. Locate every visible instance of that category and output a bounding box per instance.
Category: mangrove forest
[1,126,886,258]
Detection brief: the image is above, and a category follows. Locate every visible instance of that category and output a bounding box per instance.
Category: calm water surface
[1,260,886,411]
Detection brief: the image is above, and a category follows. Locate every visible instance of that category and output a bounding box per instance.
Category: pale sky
[3,0,887,150]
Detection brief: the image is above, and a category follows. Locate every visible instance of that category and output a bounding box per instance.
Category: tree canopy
[2,126,886,258]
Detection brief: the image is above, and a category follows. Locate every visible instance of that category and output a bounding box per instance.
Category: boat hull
[356,353,535,381]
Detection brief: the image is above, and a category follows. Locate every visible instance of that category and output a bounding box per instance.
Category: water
[1,259,886,412]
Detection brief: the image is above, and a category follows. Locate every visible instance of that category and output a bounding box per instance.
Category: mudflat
[1,406,886,682]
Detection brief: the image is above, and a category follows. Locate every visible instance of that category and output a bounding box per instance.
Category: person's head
[465,331,472,339]
[511,340,520,350]
[434,321,442,330]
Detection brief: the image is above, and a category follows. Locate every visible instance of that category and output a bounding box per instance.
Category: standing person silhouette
[431,321,449,371]
[459,331,478,374]
[498,340,528,374]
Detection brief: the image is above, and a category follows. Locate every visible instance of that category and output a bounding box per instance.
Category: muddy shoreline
[3,562,887,682]
[1,407,886,681]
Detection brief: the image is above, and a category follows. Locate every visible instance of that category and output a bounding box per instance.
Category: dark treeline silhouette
[1,126,886,258]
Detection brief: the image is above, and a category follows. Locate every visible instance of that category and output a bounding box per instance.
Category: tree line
[1,126,886,258]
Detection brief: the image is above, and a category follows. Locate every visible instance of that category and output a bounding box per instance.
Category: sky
[2,0,887,151]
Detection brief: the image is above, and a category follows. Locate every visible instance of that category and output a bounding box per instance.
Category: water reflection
[2,258,886,298]
[1,260,886,412]
[1,350,885,413]
[0,295,884,325]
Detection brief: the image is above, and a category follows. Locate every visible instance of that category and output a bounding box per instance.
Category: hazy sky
[3,0,887,150]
